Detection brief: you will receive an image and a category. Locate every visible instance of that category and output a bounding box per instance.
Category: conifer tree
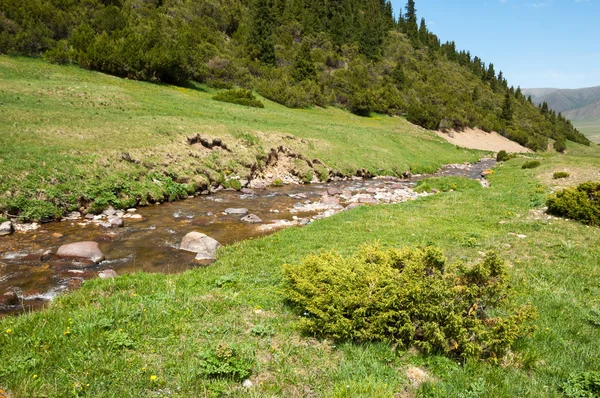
[404,0,418,40]
[292,40,316,82]
[501,91,513,121]
[419,18,428,44]
[247,0,276,65]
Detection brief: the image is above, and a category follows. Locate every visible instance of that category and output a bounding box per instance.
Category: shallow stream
[0,159,495,316]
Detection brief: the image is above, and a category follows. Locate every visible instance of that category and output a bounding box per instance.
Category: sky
[389,0,600,89]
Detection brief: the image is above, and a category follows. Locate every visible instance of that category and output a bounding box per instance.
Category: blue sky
[389,0,600,89]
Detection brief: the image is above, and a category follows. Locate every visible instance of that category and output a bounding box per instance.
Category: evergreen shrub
[554,139,567,153]
[522,160,541,169]
[553,172,570,179]
[496,150,510,162]
[283,244,536,362]
[212,89,264,108]
[547,182,600,225]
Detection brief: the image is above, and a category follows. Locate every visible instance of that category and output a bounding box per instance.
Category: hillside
[523,86,600,116]
[523,86,600,142]
[0,56,483,221]
[0,0,589,151]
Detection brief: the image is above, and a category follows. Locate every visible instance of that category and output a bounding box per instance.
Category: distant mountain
[522,86,600,120]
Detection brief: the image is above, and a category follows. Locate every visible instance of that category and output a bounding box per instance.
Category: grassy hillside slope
[0,56,482,221]
[1,144,600,397]
[572,118,600,144]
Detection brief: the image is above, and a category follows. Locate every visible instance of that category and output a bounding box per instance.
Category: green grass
[2,143,600,397]
[573,118,600,144]
[0,56,483,220]
[414,176,482,193]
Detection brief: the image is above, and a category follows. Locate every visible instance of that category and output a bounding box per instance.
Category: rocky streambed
[0,159,495,316]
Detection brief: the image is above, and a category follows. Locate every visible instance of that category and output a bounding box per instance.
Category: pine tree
[418,18,428,44]
[292,40,316,82]
[247,0,276,65]
[501,91,513,121]
[404,0,418,40]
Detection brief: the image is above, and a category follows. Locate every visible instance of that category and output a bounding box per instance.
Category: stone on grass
[180,232,221,261]
[56,241,105,264]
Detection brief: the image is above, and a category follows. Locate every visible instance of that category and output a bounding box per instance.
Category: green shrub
[522,160,541,169]
[562,371,600,398]
[272,178,283,187]
[198,343,254,381]
[212,89,264,108]
[547,182,600,225]
[554,139,567,153]
[553,172,570,179]
[414,177,481,193]
[496,150,510,162]
[283,244,536,362]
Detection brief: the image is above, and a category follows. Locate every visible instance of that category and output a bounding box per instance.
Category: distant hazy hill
[522,86,600,120]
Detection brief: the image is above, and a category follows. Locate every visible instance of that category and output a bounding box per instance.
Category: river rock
[224,208,249,215]
[0,288,22,306]
[56,241,105,264]
[358,197,379,205]
[0,221,13,236]
[250,181,267,190]
[129,214,143,219]
[327,187,343,196]
[99,269,118,279]
[345,203,362,210]
[241,188,255,195]
[107,216,124,228]
[102,207,117,217]
[41,250,56,261]
[180,232,221,260]
[241,214,262,223]
[321,196,340,206]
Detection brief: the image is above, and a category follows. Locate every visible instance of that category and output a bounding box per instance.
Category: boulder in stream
[241,214,262,223]
[0,221,13,236]
[224,208,249,215]
[180,232,221,261]
[56,241,105,264]
[99,269,118,279]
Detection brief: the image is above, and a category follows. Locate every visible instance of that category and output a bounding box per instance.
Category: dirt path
[436,128,532,153]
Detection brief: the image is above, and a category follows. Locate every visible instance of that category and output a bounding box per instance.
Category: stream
[0,159,495,316]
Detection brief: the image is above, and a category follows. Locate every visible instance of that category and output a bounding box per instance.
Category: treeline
[0,0,589,150]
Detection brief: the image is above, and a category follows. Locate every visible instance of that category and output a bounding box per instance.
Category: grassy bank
[2,143,600,397]
[0,56,482,221]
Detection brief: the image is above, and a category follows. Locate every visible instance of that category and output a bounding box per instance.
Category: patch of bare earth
[395,366,433,397]
[436,128,532,153]
[539,167,600,192]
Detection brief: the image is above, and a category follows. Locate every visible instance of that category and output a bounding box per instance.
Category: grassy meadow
[2,139,600,396]
[0,56,482,221]
[573,118,600,144]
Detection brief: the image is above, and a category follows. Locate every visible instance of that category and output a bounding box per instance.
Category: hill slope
[523,86,600,142]
[523,86,600,116]
[0,0,589,150]
[0,56,483,221]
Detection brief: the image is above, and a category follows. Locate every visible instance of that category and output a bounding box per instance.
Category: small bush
[553,172,570,179]
[272,178,283,187]
[562,371,600,398]
[496,150,511,162]
[547,182,600,225]
[283,244,536,362]
[554,139,567,153]
[522,160,541,169]
[212,89,264,108]
[198,343,254,381]
[415,177,481,193]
